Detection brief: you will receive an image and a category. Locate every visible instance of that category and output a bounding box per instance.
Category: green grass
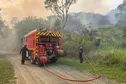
[59,57,126,83]
[88,48,126,66]
[0,56,15,84]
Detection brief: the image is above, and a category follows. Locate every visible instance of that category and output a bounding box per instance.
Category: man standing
[20,45,29,64]
[79,46,83,63]
[95,39,101,48]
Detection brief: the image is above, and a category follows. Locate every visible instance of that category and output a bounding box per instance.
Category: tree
[0,18,5,37]
[11,17,19,24]
[117,3,126,24]
[53,19,62,31]
[117,4,125,11]
[124,26,126,38]
[45,0,76,30]
[0,17,10,38]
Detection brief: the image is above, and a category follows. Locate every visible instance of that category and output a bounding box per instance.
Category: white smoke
[0,29,17,51]
[107,8,120,24]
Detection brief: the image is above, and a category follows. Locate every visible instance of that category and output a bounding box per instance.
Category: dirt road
[7,53,115,84]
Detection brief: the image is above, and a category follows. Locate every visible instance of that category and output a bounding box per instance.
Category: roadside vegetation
[0,55,15,84]
[60,25,126,83]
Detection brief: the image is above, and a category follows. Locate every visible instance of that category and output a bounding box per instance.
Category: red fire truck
[22,29,64,66]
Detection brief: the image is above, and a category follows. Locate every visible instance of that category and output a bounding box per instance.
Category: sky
[70,0,123,14]
[0,0,123,21]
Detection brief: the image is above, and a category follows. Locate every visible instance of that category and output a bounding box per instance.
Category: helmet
[24,45,27,47]
[80,46,83,49]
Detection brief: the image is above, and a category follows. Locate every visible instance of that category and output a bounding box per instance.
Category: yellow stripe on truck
[44,32,49,36]
[57,33,59,37]
[37,31,41,39]
[36,36,39,38]
[46,32,48,35]
[53,33,55,37]
[38,32,41,35]
[59,33,62,37]
[52,33,54,37]
[43,32,46,35]
[56,33,58,37]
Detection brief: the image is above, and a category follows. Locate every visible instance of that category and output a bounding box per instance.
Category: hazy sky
[0,0,123,21]
[70,0,123,13]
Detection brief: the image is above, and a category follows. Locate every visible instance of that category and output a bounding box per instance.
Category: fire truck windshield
[40,36,49,42]
[38,36,59,43]
[38,36,59,46]
[50,37,59,43]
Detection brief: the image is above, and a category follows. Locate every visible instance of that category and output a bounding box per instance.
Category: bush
[63,35,95,57]
[88,48,126,68]
[63,25,126,71]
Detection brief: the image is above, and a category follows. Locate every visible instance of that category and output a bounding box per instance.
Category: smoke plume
[70,0,122,14]
[0,0,51,21]
[0,0,122,22]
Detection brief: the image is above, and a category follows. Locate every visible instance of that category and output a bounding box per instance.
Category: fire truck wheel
[30,55,36,64]
[36,57,42,67]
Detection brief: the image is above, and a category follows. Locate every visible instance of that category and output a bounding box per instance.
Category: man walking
[20,45,29,64]
[79,46,83,63]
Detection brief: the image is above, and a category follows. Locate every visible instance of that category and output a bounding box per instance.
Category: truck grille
[46,47,53,50]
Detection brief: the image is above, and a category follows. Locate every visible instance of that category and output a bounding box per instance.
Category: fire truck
[22,28,64,66]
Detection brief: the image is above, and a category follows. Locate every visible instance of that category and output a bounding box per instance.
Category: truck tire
[30,54,36,64]
[28,51,32,60]
[36,57,42,67]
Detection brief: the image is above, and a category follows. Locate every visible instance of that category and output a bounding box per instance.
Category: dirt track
[6,53,116,84]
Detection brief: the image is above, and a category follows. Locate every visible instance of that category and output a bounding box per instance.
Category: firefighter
[95,39,101,48]
[20,45,29,64]
[79,46,83,63]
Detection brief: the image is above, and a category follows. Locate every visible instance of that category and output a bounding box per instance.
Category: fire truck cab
[22,29,64,65]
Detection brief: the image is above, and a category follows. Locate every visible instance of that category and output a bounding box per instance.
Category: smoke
[107,9,120,24]
[70,0,122,14]
[107,2,126,25]
[0,0,122,22]
[0,29,17,51]
[0,0,52,22]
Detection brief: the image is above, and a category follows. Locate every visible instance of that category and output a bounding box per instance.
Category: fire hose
[42,55,101,82]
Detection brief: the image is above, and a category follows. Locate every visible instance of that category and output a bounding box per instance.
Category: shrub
[88,48,126,69]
